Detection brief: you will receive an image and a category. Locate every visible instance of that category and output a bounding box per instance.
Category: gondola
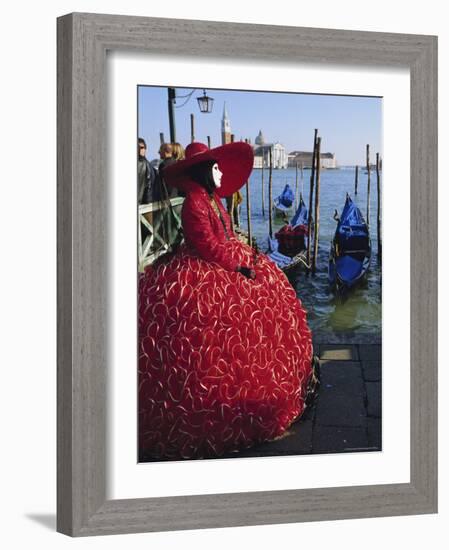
[329,194,371,292]
[275,195,308,256]
[266,236,308,272]
[273,183,295,217]
[267,195,309,271]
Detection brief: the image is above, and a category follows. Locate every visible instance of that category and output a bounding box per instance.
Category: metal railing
[138,197,184,271]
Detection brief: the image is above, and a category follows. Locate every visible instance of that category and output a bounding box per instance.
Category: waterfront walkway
[140,343,382,462]
[224,343,382,458]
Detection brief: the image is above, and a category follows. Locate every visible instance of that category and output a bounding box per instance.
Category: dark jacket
[138,157,157,204]
[153,158,178,201]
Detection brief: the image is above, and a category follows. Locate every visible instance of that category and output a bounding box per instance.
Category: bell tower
[221,102,231,145]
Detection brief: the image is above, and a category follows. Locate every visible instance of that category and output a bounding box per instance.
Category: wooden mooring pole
[355,165,359,195]
[190,114,195,143]
[159,132,165,145]
[366,144,371,228]
[295,161,299,210]
[268,147,273,239]
[229,195,235,233]
[307,129,318,271]
[207,135,211,148]
[261,151,265,217]
[246,179,252,246]
[226,134,236,232]
[301,162,304,196]
[376,152,382,260]
[245,139,252,246]
[312,137,322,274]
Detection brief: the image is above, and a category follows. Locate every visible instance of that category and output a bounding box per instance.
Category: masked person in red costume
[139,141,314,460]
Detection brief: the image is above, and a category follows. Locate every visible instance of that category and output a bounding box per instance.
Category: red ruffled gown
[139,181,313,460]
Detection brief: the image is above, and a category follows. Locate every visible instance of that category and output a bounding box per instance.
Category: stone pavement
[224,343,382,458]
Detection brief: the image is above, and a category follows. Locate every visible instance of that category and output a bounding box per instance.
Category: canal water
[239,166,382,344]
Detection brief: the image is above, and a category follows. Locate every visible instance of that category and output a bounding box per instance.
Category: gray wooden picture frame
[57,12,438,537]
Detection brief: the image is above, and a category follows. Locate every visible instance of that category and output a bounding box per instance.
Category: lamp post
[167,88,177,143]
[167,88,214,144]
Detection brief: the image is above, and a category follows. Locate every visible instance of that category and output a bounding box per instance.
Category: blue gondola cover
[329,195,371,290]
[291,197,308,227]
[277,184,295,208]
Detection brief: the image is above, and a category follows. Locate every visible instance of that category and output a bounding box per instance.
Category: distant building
[321,152,338,169]
[255,129,265,146]
[221,102,232,145]
[253,154,263,169]
[288,150,338,169]
[253,131,288,169]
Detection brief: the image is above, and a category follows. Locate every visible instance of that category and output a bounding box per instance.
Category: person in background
[172,142,185,161]
[150,143,181,251]
[171,142,186,197]
[138,137,157,204]
[225,191,243,230]
[154,143,176,201]
[158,142,174,168]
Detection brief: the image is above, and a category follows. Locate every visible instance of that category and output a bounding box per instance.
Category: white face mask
[212,163,223,188]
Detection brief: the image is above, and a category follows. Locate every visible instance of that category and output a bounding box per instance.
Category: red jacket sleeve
[182,195,239,272]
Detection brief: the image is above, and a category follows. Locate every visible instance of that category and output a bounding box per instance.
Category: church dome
[255,130,265,145]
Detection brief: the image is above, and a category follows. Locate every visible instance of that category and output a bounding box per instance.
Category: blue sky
[138,86,382,166]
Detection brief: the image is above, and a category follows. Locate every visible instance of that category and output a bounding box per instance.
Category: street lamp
[167,88,214,143]
[196,89,214,114]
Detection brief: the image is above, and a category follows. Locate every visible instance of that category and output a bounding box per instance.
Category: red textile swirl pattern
[139,238,313,460]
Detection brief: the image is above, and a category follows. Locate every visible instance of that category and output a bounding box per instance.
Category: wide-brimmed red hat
[163,141,254,198]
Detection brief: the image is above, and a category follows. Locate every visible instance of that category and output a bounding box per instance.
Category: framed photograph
[136,84,382,466]
[57,13,437,536]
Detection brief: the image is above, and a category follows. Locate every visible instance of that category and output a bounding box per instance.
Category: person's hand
[237,266,256,280]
